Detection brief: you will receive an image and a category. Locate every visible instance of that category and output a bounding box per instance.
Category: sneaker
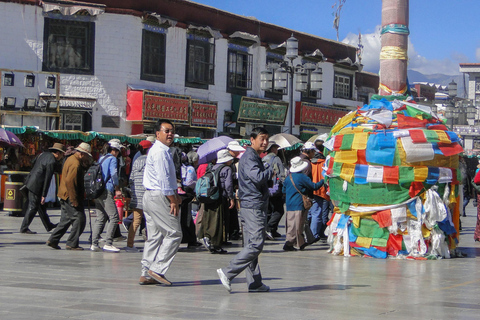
[113,235,127,242]
[125,246,140,253]
[265,231,275,241]
[248,284,270,292]
[90,244,101,252]
[202,237,213,252]
[103,245,120,252]
[217,268,231,293]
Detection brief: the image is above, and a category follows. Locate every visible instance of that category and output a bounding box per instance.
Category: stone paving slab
[1,205,480,319]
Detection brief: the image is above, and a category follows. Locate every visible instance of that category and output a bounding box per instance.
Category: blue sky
[192,0,478,76]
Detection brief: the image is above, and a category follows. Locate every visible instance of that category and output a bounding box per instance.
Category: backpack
[263,154,282,197]
[194,164,226,203]
[84,155,113,200]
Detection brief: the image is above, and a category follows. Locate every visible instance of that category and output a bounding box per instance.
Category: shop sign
[191,99,217,129]
[299,102,348,126]
[237,97,288,125]
[143,91,189,124]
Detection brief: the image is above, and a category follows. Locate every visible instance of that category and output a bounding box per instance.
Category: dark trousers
[48,199,86,248]
[180,194,197,244]
[267,195,285,232]
[20,190,54,232]
[202,200,224,247]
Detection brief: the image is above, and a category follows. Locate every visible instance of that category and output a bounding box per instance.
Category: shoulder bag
[289,174,313,210]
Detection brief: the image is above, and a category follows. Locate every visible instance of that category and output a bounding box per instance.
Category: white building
[0,0,377,138]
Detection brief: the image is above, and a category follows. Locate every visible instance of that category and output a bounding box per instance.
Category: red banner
[143,92,189,123]
[191,100,217,128]
[297,102,348,126]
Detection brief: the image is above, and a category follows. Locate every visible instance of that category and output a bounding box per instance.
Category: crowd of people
[18,119,480,292]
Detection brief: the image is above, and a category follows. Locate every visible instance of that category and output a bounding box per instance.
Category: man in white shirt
[139,119,182,286]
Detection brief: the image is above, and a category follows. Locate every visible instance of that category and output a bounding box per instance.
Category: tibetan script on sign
[300,102,348,126]
[143,91,189,123]
[237,97,288,125]
[191,100,217,129]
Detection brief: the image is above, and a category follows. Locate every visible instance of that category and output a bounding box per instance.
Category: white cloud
[342,26,460,76]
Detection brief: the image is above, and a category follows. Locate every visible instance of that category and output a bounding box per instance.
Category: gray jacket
[238,147,273,209]
[262,152,286,182]
[129,154,147,209]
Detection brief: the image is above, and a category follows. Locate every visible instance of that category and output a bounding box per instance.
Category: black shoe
[271,230,282,238]
[300,243,309,251]
[46,241,61,250]
[187,242,202,249]
[230,231,240,240]
[21,229,37,234]
[47,223,58,232]
[211,247,228,254]
[283,244,297,251]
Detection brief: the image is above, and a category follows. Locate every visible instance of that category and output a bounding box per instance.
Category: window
[64,113,83,131]
[264,56,286,99]
[475,77,480,93]
[334,73,352,99]
[227,50,252,91]
[301,69,322,101]
[185,38,214,88]
[102,115,120,128]
[43,18,95,75]
[141,29,166,83]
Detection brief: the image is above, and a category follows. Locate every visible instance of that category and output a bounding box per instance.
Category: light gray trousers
[223,206,267,290]
[92,189,119,246]
[141,190,182,276]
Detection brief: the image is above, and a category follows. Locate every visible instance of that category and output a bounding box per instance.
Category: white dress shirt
[143,140,177,196]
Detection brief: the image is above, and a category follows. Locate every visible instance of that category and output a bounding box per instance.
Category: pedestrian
[298,141,318,244]
[282,157,324,251]
[180,151,201,248]
[46,143,91,250]
[263,142,286,240]
[217,127,273,293]
[139,119,182,286]
[226,140,245,240]
[473,164,480,242]
[309,137,331,242]
[201,149,235,254]
[126,139,153,252]
[90,140,123,252]
[20,142,65,234]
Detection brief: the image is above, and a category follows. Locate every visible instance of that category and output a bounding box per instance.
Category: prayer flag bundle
[324,98,462,259]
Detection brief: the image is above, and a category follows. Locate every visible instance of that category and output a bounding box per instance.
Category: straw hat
[49,142,66,153]
[216,149,234,164]
[75,142,92,157]
[227,141,245,152]
[290,156,308,173]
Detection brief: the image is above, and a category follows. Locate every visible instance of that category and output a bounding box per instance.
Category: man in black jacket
[20,143,65,234]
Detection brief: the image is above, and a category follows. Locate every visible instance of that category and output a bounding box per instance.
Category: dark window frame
[264,56,286,100]
[227,49,253,92]
[185,38,215,89]
[334,72,353,99]
[140,29,166,83]
[42,17,95,75]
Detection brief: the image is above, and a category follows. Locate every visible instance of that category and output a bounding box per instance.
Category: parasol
[268,133,302,150]
[197,135,233,164]
[0,128,24,148]
[307,133,329,143]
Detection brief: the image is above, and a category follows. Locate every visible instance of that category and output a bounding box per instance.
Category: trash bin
[3,171,29,217]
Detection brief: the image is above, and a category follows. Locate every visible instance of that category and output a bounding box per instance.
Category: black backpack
[84,155,113,200]
[194,164,226,203]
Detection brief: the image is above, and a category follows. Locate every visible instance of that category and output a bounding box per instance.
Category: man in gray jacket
[217,127,273,293]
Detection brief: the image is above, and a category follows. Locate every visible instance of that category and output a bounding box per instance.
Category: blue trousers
[309,195,330,238]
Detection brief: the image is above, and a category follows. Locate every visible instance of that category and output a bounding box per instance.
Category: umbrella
[0,128,24,148]
[197,135,233,164]
[307,133,329,143]
[269,133,302,150]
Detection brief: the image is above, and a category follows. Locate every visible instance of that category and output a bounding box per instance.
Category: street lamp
[260,34,323,134]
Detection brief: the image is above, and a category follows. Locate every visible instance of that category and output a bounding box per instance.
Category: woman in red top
[473,167,480,241]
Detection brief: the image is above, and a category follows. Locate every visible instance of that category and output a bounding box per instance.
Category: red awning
[126,89,143,121]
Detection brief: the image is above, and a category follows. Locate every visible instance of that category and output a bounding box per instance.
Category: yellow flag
[340,163,356,182]
[352,132,369,150]
[414,166,428,182]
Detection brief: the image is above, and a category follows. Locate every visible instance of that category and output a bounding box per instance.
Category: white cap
[303,141,318,151]
[227,140,245,152]
[216,149,234,164]
[109,140,123,151]
[290,156,308,173]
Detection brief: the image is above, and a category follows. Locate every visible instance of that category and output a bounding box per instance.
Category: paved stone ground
[1,204,480,319]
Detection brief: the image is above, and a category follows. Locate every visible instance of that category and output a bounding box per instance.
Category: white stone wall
[0,2,361,136]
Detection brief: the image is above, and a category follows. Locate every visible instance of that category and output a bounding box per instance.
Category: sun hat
[290,156,308,173]
[267,142,280,151]
[109,140,123,151]
[227,140,245,152]
[216,149,234,164]
[139,140,153,150]
[75,142,92,157]
[49,142,66,153]
[303,141,318,151]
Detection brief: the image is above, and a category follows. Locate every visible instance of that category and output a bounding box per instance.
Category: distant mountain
[407,70,466,98]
